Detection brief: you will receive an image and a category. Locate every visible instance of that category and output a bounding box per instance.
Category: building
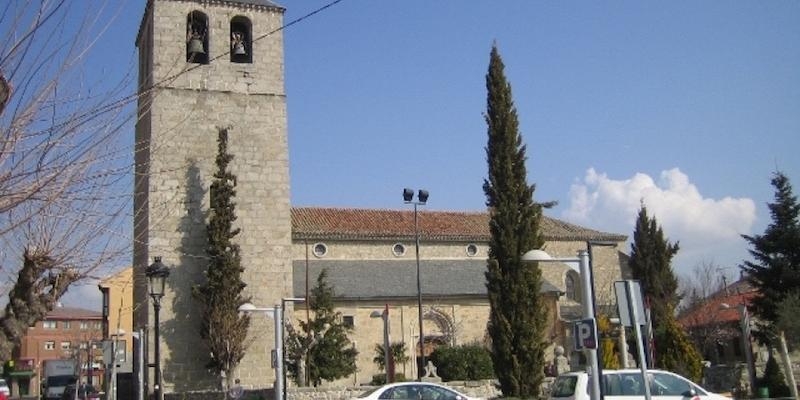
[290,207,628,384]
[133,0,290,394]
[132,0,630,395]
[99,267,135,372]
[14,305,104,397]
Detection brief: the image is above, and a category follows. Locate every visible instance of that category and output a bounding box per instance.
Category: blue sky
[58,0,799,306]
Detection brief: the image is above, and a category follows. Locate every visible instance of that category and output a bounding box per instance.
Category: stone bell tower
[133,0,291,393]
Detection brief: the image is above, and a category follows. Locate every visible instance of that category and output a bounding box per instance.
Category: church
[133,0,630,395]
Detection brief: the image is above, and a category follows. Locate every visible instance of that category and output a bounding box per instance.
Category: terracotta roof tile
[291,207,627,242]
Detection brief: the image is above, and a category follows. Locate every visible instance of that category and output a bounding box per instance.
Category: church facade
[132,0,630,394]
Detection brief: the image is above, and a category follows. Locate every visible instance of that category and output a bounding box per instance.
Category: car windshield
[551,375,578,398]
[358,387,382,398]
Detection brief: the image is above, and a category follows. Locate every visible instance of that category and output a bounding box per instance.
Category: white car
[355,382,484,400]
[549,369,731,400]
[0,378,9,397]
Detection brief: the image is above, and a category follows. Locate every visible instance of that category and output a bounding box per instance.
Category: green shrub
[428,343,494,381]
[370,373,408,385]
[759,354,790,398]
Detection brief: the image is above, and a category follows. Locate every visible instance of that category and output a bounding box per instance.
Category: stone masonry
[134,0,290,394]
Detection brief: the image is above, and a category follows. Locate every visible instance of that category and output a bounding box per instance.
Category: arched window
[565,271,581,302]
[186,11,209,64]
[230,16,252,63]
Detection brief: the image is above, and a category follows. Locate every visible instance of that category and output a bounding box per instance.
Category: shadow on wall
[161,159,216,392]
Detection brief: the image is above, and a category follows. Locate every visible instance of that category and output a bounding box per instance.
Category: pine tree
[192,128,251,389]
[629,204,702,380]
[482,44,551,398]
[741,172,800,339]
[286,269,357,386]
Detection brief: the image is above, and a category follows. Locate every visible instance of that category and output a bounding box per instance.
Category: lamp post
[522,249,600,400]
[146,257,170,400]
[280,297,304,400]
[403,188,428,380]
[370,305,393,383]
[238,303,282,400]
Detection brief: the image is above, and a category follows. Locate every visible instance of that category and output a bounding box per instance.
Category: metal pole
[414,203,425,380]
[382,306,391,383]
[625,281,651,400]
[274,306,283,400]
[111,337,118,400]
[578,251,601,400]
[137,330,144,400]
[154,299,162,400]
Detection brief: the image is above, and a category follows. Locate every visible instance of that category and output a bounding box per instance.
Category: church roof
[292,259,562,301]
[291,207,627,242]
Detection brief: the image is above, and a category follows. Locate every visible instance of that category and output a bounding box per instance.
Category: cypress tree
[192,128,251,389]
[483,44,550,398]
[741,172,800,338]
[629,204,702,380]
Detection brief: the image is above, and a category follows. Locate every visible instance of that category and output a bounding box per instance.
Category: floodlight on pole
[403,187,427,380]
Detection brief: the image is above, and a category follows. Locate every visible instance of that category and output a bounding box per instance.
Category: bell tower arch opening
[186,11,209,64]
[230,16,252,64]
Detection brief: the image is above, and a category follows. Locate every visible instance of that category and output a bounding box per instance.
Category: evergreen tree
[482,44,551,398]
[286,269,357,386]
[629,204,702,380]
[192,128,250,389]
[760,353,790,398]
[629,204,680,322]
[741,172,800,339]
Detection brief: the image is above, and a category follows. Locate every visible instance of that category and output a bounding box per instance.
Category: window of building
[312,243,328,258]
[392,243,406,257]
[95,321,102,329]
[62,321,71,329]
[80,321,89,330]
[186,11,209,64]
[60,342,71,351]
[230,16,252,64]
[43,321,57,329]
[342,315,354,328]
[44,341,55,350]
[466,244,479,257]
[565,271,581,302]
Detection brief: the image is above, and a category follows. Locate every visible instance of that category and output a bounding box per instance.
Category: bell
[233,42,246,55]
[188,38,205,55]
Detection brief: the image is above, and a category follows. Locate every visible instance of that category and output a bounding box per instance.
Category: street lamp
[403,188,428,379]
[146,257,170,400]
[370,305,394,383]
[522,248,601,400]
[238,303,282,400]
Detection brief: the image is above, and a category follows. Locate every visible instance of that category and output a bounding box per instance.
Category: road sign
[573,319,597,350]
[615,280,645,327]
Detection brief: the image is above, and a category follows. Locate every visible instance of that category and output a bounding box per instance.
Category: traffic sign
[573,319,597,350]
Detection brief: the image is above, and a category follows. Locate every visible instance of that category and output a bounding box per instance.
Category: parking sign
[573,319,597,350]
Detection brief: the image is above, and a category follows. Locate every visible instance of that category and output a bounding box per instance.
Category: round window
[392,243,406,257]
[312,243,328,258]
[466,244,479,257]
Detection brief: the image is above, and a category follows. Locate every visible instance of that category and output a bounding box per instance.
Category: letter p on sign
[573,319,597,350]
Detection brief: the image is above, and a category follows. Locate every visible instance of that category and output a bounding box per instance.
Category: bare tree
[0,0,136,359]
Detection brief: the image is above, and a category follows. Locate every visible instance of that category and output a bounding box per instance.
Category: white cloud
[562,168,757,275]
